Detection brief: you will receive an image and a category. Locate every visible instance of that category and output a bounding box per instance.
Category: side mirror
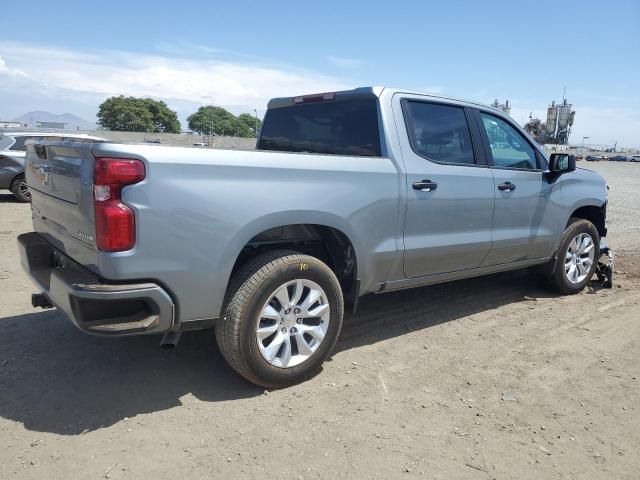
[549,153,576,174]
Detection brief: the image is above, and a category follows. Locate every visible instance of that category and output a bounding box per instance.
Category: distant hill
[13,111,95,130]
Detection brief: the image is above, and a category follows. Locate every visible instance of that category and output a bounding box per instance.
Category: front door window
[480,113,537,170]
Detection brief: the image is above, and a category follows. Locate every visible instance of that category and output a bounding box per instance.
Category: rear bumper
[18,232,175,336]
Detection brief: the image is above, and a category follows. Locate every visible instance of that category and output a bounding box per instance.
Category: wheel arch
[568,203,607,238]
[218,212,363,308]
[10,171,25,187]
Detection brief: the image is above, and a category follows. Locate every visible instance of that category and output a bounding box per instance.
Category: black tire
[216,250,344,388]
[539,218,600,294]
[10,174,31,203]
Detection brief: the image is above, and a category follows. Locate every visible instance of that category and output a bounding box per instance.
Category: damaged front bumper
[596,239,614,288]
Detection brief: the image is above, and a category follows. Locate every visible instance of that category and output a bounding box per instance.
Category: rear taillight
[93,157,145,252]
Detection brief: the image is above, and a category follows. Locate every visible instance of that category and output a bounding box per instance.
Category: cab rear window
[258,99,381,157]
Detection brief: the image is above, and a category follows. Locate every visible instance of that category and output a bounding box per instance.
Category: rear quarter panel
[92,143,401,323]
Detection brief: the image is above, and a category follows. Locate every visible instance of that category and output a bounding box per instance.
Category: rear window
[258,98,381,157]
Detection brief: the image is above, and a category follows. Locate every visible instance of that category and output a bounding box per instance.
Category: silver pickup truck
[19,87,611,388]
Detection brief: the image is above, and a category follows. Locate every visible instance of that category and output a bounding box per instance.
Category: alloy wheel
[564,232,595,284]
[256,279,330,368]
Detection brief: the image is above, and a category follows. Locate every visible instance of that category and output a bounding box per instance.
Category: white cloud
[0,42,352,116]
[0,55,28,78]
[1,42,637,147]
[326,56,361,69]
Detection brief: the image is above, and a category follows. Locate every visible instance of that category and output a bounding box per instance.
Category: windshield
[258,98,381,157]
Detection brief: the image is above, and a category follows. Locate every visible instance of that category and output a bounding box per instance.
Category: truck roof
[267,86,507,116]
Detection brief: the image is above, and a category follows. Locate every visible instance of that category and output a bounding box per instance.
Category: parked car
[192,142,208,148]
[0,132,105,202]
[586,155,600,161]
[610,155,628,162]
[19,87,611,387]
[629,155,640,162]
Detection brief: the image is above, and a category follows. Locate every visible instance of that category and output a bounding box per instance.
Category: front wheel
[216,251,344,388]
[541,218,600,294]
[10,174,31,203]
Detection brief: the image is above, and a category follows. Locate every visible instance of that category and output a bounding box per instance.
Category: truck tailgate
[25,140,101,271]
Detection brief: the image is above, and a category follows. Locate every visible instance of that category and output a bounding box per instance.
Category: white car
[0,132,105,202]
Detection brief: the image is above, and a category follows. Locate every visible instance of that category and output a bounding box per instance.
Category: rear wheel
[10,174,31,203]
[539,218,600,294]
[216,251,344,388]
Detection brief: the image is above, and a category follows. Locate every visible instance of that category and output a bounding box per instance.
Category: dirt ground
[0,162,638,479]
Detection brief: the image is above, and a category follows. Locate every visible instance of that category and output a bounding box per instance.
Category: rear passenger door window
[479,113,538,170]
[402,101,475,165]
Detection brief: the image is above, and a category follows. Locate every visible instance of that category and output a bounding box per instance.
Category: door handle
[497,182,516,192]
[412,180,438,192]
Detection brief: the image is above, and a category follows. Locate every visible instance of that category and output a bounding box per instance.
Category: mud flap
[595,239,614,288]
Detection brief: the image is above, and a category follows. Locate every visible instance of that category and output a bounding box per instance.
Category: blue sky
[1,0,638,146]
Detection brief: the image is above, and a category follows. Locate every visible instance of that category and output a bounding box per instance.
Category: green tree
[236,113,262,137]
[97,96,181,133]
[187,107,261,137]
[142,98,181,133]
[187,106,237,136]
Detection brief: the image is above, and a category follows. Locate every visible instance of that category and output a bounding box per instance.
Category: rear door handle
[497,182,516,192]
[412,180,438,192]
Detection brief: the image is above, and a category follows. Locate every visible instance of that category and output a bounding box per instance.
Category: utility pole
[581,136,589,155]
[254,109,259,137]
[210,111,214,148]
